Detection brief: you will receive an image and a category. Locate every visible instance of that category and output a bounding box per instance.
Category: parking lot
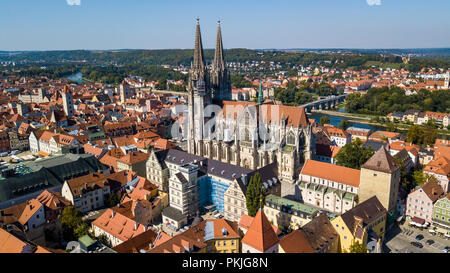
[384,223,450,253]
[0,150,35,166]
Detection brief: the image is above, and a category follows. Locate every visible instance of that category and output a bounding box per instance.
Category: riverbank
[309,109,450,137]
[311,109,372,121]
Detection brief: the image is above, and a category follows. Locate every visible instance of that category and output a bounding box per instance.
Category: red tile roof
[301,159,360,187]
[241,209,279,252]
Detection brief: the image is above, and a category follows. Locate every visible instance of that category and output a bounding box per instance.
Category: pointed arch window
[244,128,251,142]
[287,132,295,146]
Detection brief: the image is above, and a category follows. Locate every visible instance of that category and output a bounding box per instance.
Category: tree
[348,241,367,253]
[406,125,423,145]
[246,172,266,217]
[385,122,397,132]
[320,116,331,126]
[61,206,86,241]
[338,119,350,131]
[393,154,415,192]
[335,138,375,170]
[105,193,119,208]
[406,125,437,146]
[96,234,110,247]
[74,222,90,239]
[413,170,432,186]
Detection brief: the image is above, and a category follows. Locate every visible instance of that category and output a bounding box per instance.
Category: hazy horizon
[2,47,450,53]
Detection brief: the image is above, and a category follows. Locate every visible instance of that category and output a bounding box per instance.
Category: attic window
[221,170,225,175]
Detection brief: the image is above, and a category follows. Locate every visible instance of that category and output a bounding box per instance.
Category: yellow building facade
[331,196,387,252]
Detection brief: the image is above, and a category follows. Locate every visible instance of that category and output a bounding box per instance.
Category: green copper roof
[78,235,96,248]
[265,194,320,216]
[258,78,263,105]
[343,192,355,201]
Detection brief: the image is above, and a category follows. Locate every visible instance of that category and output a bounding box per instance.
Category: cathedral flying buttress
[184,19,315,183]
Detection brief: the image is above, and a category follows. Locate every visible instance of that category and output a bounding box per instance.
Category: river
[65,71,83,83]
[307,110,385,131]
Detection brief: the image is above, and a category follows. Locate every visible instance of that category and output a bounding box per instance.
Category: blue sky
[1,0,449,51]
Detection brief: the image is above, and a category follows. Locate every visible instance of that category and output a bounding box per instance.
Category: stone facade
[184,20,314,184]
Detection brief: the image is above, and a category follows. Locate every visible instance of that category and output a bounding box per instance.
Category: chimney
[111,210,115,218]
[134,223,138,231]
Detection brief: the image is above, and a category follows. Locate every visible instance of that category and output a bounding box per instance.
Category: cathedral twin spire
[193,18,206,71]
[214,20,225,70]
[192,18,225,71]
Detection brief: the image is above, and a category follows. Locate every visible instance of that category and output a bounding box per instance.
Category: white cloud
[366,0,381,6]
[66,0,81,6]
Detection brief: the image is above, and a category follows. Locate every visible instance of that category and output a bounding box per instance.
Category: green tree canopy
[105,193,120,208]
[320,116,331,126]
[61,206,87,241]
[246,172,266,217]
[335,138,375,170]
[406,124,437,146]
[348,240,367,253]
[338,119,350,130]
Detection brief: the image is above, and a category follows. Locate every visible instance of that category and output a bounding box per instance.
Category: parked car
[411,242,423,248]
[425,239,435,245]
[443,246,450,253]
[415,234,424,241]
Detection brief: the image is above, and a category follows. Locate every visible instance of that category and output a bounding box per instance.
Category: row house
[8,131,30,151]
[29,130,81,156]
[278,213,339,253]
[314,144,341,164]
[389,141,420,168]
[345,127,371,142]
[424,156,450,193]
[103,122,135,137]
[431,193,450,237]
[325,125,351,147]
[92,208,148,247]
[406,178,444,225]
[331,196,387,253]
[61,172,111,213]
[368,130,403,143]
[0,130,11,152]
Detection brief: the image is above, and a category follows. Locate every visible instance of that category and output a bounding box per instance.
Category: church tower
[210,20,231,102]
[187,18,212,156]
[61,86,74,118]
[445,71,449,89]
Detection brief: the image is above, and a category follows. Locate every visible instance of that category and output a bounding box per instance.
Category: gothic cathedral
[185,19,315,183]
